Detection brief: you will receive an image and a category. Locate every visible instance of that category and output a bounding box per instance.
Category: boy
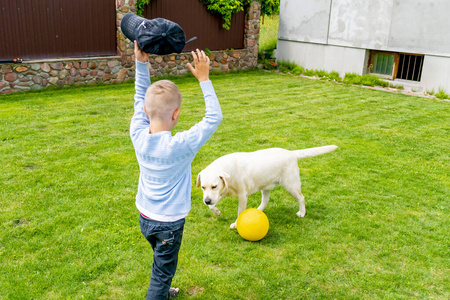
[130,41,222,300]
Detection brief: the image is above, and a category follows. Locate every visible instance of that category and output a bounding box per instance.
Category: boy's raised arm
[130,41,151,141]
[183,49,222,153]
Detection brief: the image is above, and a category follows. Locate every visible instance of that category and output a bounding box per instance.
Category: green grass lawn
[1,71,449,299]
[259,15,279,52]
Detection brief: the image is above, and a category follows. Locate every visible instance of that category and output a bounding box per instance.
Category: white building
[276,0,450,93]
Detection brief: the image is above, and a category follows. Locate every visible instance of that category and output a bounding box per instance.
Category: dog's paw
[297,211,306,218]
[229,222,237,229]
[209,206,221,217]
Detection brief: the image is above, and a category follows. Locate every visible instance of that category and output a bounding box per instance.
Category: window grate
[397,54,424,81]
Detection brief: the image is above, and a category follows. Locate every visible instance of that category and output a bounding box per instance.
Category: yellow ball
[236,208,269,241]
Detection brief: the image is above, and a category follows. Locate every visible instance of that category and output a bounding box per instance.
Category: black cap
[121,13,194,55]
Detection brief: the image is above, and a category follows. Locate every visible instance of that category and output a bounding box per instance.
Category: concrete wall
[388,0,450,57]
[328,0,393,50]
[421,55,450,93]
[278,0,331,44]
[276,40,367,76]
[277,0,450,92]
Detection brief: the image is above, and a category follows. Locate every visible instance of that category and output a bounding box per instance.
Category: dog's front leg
[208,205,221,217]
[230,194,248,229]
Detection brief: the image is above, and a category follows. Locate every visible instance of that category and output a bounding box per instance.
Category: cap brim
[120,13,146,42]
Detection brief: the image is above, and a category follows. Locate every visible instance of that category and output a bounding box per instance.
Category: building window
[368,51,424,82]
[372,52,396,77]
[397,54,424,81]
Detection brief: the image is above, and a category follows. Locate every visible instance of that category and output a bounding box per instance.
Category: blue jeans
[139,214,185,300]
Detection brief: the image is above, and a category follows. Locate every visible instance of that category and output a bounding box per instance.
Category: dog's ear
[219,172,230,190]
[196,172,201,187]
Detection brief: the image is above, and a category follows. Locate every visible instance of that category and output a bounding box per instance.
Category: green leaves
[136,0,150,16]
[203,0,249,29]
[260,0,279,17]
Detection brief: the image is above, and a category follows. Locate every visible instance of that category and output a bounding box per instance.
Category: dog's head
[196,170,230,206]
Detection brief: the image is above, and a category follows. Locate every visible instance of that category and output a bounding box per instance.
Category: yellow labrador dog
[196,145,338,228]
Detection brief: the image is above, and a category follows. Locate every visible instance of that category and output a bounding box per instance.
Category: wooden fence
[143,0,245,51]
[1,0,246,61]
[0,0,116,61]
[0,0,260,94]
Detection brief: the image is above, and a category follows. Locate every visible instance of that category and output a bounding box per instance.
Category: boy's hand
[134,40,149,63]
[187,49,210,82]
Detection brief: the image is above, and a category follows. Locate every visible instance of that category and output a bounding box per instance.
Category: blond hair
[144,80,182,121]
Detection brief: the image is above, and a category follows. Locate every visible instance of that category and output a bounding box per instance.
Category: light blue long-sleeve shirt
[130,60,222,221]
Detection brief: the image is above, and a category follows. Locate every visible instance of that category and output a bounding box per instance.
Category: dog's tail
[293,145,338,160]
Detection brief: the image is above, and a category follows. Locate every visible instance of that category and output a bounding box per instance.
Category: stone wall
[0,59,132,94]
[0,0,260,95]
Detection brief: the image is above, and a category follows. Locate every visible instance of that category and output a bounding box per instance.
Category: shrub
[435,87,449,99]
[344,73,389,87]
[303,69,316,77]
[328,71,342,82]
